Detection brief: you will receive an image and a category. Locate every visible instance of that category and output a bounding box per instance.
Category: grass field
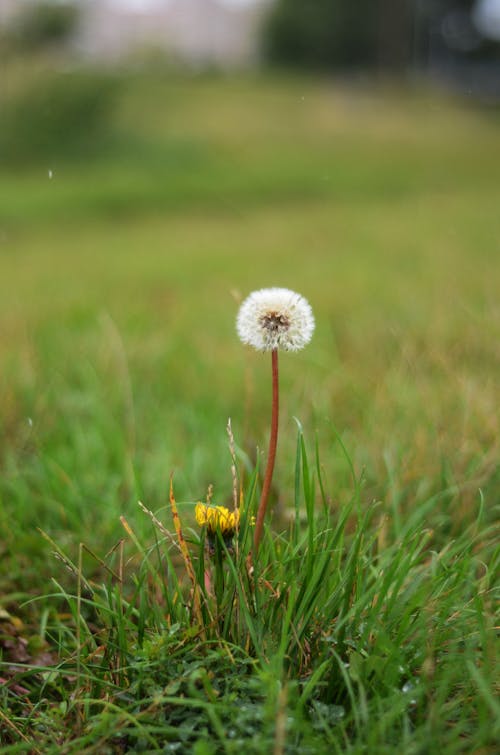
[0,69,499,752]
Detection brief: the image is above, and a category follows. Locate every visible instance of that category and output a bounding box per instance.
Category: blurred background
[2,1,500,85]
[1,1,499,566]
[2,0,500,166]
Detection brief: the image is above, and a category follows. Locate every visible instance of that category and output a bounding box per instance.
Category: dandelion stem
[254,348,279,553]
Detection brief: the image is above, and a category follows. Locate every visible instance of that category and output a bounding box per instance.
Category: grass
[0,66,499,752]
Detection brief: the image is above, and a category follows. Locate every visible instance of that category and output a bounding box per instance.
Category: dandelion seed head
[236,287,314,352]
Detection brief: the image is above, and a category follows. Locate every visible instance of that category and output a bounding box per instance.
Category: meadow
[0,69,499,752]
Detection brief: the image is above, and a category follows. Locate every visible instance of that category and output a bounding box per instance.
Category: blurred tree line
[263,0,499,71]
[2,1,498,73]
[0,2,117,167]
[1,0,498,168]
[1,0,78,55]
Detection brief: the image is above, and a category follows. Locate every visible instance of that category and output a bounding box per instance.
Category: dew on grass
[402,679,418,706]
[310,701,345,727]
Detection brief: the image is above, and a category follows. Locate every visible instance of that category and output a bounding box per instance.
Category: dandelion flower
[195,502,239,536]
[236,287,315,352]
[236,287,315,554]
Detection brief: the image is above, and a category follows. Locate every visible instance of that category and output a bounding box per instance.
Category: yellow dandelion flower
[195,503,239,535]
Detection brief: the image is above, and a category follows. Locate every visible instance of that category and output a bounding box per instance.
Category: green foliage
[5,1,79,52]
[263,0,379,69]
[0,70,119,165]
[1,428,497,752]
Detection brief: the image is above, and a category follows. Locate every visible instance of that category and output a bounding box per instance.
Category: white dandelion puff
[236,287,315,553]
[236,287,315,352]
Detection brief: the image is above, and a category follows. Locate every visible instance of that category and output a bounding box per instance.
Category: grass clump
[1,426,498,753]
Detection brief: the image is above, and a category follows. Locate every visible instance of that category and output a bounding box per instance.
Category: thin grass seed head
[236,287,315,352]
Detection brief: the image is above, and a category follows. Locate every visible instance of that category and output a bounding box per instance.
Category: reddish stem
[253,349,279,553]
